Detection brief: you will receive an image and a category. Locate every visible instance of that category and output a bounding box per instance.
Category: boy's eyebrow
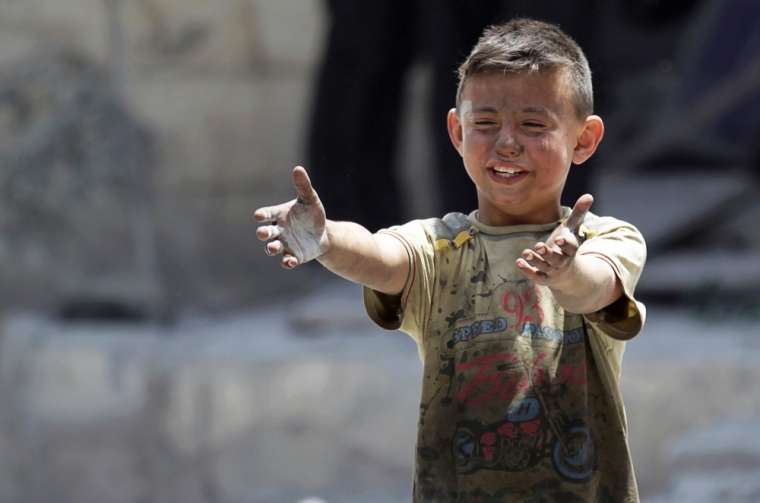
[469,106,499,114]
[469,105,556,117]
[522,106,552,117]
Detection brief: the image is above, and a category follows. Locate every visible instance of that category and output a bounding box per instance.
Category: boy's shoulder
[580,211,644,239]
[390,212,474,244]
[439,211,474,234]
[391,210,643,249]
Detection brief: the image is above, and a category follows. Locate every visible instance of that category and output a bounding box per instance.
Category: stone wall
[0,0,329,312]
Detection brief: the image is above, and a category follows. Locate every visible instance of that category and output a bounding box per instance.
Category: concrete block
[132,76,311,194]
[638,251,760,292]
[0,0,108,61]
[123,0,325,74]
[594,172,752,250]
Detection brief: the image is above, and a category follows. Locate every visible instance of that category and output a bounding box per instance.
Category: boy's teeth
[493,167,522,175]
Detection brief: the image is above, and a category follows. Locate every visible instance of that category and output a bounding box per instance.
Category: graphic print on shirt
[425,277,595,483]
[444,280,547,351]
[451,358,595,483]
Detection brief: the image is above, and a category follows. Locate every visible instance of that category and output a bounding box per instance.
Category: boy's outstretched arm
[516,194,623,315]
[254,166,410,296]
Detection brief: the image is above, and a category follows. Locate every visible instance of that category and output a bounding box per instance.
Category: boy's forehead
[461,69,572,113]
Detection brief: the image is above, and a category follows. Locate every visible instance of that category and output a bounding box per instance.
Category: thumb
[293,166,319,204]
[565,194,594,233]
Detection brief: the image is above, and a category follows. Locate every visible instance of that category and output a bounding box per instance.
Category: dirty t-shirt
[363,209,647,503]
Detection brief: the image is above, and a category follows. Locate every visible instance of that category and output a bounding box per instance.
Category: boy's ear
[572,115,604,165]
[447,108,464,156]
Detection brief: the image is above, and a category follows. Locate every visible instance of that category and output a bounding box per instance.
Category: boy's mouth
[490,166,524,178]
[487,165,529,185]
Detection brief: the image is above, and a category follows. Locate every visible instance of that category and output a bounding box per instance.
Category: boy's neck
[475,202,563,227]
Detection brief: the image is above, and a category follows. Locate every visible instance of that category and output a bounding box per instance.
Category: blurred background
[0,0,759,501]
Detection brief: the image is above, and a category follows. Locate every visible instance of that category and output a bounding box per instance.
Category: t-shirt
[363,208,647,503]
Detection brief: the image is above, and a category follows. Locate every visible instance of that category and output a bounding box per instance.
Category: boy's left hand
[516,194,594,287]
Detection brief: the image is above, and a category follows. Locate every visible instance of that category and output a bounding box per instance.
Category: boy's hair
[456,18,594,118]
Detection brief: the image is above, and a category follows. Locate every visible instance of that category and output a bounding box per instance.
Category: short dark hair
[456,18,593,118]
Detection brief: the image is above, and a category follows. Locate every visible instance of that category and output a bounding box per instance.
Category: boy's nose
[496,129,522,157]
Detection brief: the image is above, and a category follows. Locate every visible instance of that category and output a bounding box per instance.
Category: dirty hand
[254,166,328,269]
[516,194,594,286]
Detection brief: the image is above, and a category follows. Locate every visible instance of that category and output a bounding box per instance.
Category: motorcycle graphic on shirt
[451,360,595,483]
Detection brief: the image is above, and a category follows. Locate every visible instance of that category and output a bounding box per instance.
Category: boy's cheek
[464,131,496,149]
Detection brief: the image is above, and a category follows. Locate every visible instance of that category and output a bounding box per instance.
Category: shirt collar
[467,207,572,236]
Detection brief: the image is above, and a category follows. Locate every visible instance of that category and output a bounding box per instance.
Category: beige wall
[0,0,331,310]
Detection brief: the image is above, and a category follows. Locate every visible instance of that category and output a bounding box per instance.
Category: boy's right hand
[254,166,327,269]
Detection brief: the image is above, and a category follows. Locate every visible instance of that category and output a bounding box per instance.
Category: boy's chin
[481,192,533,211]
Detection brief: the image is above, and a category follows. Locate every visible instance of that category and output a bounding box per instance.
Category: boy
[255,18,646,503]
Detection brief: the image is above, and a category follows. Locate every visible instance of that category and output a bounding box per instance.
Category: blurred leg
[307,0,418,231]
[426,0,503,216]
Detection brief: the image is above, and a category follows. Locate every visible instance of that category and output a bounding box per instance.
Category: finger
[293,166,319,205]
[265,240,283,256]
[523,250,551,273]
[254,206,279,223]
[256,225,281,241]
[534,242,562,267]
[555,236,580,257]
[516,258,544,281]
[281,253,299,269]
[565,194,594,233]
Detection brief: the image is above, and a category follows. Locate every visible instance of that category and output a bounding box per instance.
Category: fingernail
[537,246,546,255]
[556,238,565,246]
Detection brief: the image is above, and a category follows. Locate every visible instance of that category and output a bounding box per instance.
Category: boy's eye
[523,121,544,128]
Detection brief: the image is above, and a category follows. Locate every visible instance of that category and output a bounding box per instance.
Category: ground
[1,277,759,502]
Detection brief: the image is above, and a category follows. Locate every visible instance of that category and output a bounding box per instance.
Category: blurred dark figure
[309,0,614,226]
[308,0,609,229]
[423,0,503,216]
[306,0,421,232]
[618,0,702,28]
[308,0,712,226]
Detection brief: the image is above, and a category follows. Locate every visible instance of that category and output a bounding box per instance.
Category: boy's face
[448,70,603,227]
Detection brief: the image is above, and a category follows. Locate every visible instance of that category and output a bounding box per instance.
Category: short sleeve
[362,219,437,345]
[578,218,647,341]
